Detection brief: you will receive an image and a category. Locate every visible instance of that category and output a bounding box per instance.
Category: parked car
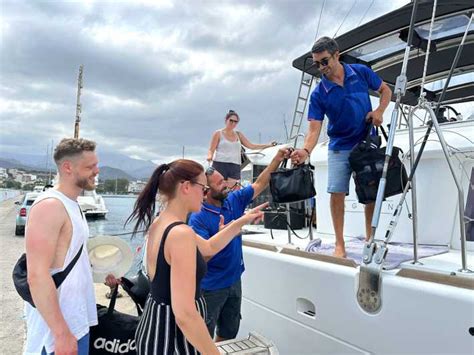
[15,192,40,236]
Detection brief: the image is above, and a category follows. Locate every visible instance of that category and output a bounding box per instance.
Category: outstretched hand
[276,147,292,162]
[290,148,308,165]
[104,274,121,288]
[242,202,269,225]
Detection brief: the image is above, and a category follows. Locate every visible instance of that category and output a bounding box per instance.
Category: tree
[6,180,22,189]
[22,183,35,191]
[102,179,129,194]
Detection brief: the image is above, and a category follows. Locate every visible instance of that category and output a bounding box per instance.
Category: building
[128,180,146,194]
[0,168,8,181]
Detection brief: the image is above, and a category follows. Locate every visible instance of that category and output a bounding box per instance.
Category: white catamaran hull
[239,120,474,354]
[239,246,473,354]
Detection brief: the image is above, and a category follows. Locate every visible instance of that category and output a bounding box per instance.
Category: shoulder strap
[107,285,119,316]
[236,130,243,142]
[52,244,83,288]
[379,125,389,142]
[158,221,186,259]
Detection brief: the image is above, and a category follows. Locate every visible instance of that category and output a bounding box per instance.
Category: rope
[357,0,375,27]
[333,0,358,38]
[419,0,438,96]
[314,0,327,40]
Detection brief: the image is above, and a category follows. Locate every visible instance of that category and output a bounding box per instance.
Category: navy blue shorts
[212,161,241,180]
[202,279,242,339]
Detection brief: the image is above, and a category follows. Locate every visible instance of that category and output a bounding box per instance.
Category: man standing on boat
[24,138,116,354]
[189,147,290,342]
[291,37,392,258]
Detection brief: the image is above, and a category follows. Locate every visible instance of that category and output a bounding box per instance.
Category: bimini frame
[357,0,473,314]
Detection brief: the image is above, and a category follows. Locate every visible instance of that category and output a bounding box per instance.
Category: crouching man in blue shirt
[189,147,290,341]
[291,36,392,258]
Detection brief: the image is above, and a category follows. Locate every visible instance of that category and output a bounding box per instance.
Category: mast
[74,65,84,139]
[48,139,53,184]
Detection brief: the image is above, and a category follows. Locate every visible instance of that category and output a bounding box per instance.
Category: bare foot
[333,245,347,258]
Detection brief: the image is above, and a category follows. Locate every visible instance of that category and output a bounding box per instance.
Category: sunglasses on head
[313,56,332,68]
[227,181,241,190]
[205,166,215,176]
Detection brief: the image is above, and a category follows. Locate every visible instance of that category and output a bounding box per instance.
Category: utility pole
[74,65,84,139]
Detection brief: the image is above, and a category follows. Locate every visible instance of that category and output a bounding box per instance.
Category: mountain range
[0,150,157,180]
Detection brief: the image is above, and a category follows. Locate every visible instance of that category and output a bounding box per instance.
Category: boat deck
[242,223,474,280]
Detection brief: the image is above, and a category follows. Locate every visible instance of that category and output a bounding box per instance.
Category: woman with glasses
[207,110,277,188]
[126,159,266,355]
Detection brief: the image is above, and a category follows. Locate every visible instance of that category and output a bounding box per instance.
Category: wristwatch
[303,148,311,156]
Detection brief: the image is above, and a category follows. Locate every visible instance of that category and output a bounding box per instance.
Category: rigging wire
[400,133,474,220]
[314,0,327,40]
[419,0,438,96]
[333,0,358,38]
[357,0,375,27]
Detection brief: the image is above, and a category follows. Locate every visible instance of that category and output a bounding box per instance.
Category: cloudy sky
[1,0,410,164]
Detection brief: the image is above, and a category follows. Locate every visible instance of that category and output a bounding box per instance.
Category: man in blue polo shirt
[291,36,392,258]
[189,147,290,341]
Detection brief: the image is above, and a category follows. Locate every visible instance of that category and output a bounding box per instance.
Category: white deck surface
[242,223,474,277]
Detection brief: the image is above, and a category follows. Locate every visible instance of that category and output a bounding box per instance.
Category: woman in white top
[207,110,276,188]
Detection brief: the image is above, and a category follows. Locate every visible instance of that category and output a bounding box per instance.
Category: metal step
[217,332,279,354]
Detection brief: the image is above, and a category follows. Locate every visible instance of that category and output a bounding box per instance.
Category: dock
[0,197,26,354]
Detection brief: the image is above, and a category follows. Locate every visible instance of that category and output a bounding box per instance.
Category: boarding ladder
[288,71,315,147]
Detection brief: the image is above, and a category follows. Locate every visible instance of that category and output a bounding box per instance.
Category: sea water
[87,195,145,276]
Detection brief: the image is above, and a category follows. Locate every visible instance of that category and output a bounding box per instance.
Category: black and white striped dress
[135,222,208,355]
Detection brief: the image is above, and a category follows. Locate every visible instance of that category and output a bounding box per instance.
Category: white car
[15,192,40,235]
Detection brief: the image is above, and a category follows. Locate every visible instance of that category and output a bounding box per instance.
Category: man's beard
[76,176,95,191]
[210,189,228,201]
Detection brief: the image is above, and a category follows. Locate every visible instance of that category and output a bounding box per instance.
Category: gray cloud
[1,0,409,162]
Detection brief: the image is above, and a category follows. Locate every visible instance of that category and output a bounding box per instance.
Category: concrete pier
[0,197,26,354]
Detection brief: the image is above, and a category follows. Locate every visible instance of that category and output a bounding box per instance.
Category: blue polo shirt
[188,185,254,291]
[308,63,382,150]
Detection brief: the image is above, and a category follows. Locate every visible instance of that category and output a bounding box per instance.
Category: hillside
[98,166,135,181]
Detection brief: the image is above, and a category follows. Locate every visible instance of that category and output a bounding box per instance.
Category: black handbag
[349,124,409,204]
[90,285,141,355]
[270,159,316,203]
[120,270,149,312]
[12,245,83,307]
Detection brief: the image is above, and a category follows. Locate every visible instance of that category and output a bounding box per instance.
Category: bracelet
[303,148,311,156]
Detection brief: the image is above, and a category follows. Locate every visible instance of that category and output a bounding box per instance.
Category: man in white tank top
[24,138,106,354]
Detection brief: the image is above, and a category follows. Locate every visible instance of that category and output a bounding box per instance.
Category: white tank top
[214,129,241,164]
[24,189,98,354]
